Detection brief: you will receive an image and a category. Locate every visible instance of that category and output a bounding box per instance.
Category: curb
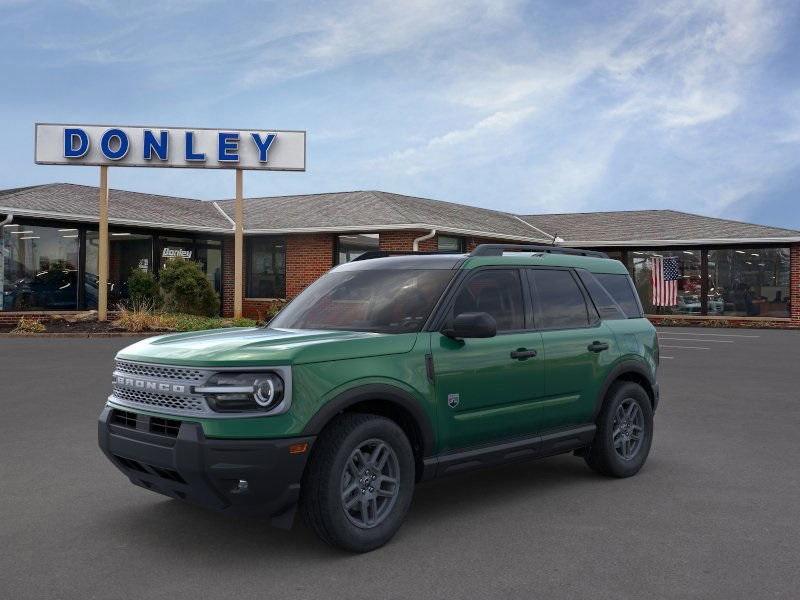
[0,332,161,338]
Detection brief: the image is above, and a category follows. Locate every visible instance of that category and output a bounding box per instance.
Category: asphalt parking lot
[1,327,799,600]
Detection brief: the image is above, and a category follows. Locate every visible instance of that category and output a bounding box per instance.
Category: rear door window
[529,269,590,329]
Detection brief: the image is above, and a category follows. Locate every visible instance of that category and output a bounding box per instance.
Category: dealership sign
[162,247,192,260]
[34,123,306,171]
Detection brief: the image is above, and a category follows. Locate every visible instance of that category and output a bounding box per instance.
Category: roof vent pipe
[0,213,12,227]
[413,228,437,251]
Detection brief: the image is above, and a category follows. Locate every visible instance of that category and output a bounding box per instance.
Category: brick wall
[465,236,499,251]
[286,234,335,297]
[379,231,502,252]
[241,298,286,321]
[791,244,800,325]
[0,311,120,327]
[223,233,335,320]
[378,230,437,251]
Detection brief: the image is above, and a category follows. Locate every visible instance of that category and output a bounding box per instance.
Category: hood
[116,327,419,367]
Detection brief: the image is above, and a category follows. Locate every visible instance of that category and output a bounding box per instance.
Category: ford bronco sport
[99,244,659,552]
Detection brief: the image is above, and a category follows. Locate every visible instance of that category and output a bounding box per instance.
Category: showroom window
[85,230,154,309]
[1,223,80,311]
[336,234,379,264]
[631,249,702,315]
[159,236,195,271]
[707,248,790,318]
[196,240,223,295]
[438,235,465,253]
[247,236,286,298]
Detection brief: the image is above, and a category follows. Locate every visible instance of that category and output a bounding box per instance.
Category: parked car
[2,267,77,310]
[98,244,659,552]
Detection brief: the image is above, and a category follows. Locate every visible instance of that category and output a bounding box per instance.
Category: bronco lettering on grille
[115,376,186,394]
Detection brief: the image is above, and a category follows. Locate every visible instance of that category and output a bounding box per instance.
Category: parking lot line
[660,356,674,359]
[657,337,733,343]
[656,331,760,338]
[659,345,710,350]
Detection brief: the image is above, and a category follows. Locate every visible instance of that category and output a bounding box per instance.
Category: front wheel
[300,413,415,552]
[584,381,654,478]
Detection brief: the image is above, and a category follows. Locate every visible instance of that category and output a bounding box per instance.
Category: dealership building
[1,182,799,327]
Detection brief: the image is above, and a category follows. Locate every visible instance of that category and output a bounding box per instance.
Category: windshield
[269,268,454,333]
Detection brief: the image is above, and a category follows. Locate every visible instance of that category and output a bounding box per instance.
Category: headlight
[196,372,285,413]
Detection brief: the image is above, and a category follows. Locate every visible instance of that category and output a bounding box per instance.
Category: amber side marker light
[289,442,309,455]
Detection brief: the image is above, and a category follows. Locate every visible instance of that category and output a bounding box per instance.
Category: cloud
[378,106,536,175]
[367,0,796,216]
[238,0,521,88]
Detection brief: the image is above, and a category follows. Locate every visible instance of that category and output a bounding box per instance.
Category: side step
[422,424,596,479]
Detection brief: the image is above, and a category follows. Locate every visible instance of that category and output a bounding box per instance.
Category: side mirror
[443,312,497,340]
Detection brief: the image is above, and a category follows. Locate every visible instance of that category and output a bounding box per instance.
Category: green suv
[98,244,659,552]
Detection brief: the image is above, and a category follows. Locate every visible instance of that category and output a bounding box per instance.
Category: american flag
[651,256,679,306]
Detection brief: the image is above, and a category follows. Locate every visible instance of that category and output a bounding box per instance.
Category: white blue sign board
[34,123,306,171]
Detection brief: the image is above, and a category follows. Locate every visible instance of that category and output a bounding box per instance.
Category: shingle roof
[2,183,798,244]
[0,183,230,232]
[519,210,800,245]
[215,190,550,241]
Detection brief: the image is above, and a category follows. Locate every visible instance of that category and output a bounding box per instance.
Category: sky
[1,0,799,228]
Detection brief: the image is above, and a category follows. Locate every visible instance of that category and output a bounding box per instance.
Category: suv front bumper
[97,406,314,527]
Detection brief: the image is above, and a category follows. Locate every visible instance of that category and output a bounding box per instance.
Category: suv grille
[112,386,206,413]
[114,360,206,382]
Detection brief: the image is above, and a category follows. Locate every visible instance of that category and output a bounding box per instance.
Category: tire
[584,381,654,478]
[300,413,415,552]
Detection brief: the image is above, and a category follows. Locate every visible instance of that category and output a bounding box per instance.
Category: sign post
[34,124,306,321]
[98,166,109,320]
[234,169,244,319]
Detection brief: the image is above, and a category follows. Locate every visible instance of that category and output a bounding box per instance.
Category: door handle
[587,341,609,353]
[510,348,537,360]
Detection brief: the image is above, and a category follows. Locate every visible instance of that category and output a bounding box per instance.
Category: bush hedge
[127,269,162,308]
[158,259,220,316]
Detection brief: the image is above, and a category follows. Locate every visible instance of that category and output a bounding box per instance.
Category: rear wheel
[300,413,415,552]
[584,381,653,478]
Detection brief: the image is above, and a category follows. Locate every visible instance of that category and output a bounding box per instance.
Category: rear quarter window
[577,270,626,320]
[593,272,644,318]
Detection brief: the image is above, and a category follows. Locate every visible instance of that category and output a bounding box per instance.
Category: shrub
[264,303,284,321]
[167,315,256,331]
[231,317,258,328]
[113,306,258,333]
[127,269,161,308]
[158,259,220,317]
[114,304,172,332]
[11,317,46,334]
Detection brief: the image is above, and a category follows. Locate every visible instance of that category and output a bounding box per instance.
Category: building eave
[242,223,549,242]
[563,237,800,247]
[0,206,230,233]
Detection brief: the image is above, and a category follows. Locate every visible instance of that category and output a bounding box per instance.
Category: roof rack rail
[470,244,608,258]
[351,250,445,262]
